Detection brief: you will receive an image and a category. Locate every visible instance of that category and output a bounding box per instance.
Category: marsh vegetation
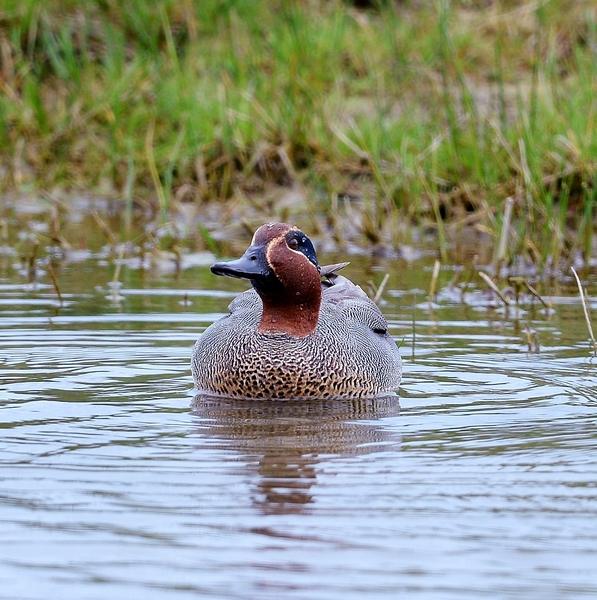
[1,0,596,278]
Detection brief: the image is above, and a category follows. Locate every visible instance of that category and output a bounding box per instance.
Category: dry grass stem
[522,280,552,309]
[525,325,540,353]
[92,212,117,247]
[570,266,597,357]
[479,271,511,306]
[429,260,441,304]
[373,273,390,305]
[525,325,533,353]
[47,261,63,305]
[493,196,514,275]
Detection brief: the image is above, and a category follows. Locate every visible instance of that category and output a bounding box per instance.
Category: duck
[192,222,402,399]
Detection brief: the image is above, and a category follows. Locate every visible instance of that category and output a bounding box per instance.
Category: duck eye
[288,238,299,250]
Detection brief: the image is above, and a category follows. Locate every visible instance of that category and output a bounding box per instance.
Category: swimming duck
[192,222,402,399]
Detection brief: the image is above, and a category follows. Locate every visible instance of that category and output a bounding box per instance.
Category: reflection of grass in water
[1,0,596,272]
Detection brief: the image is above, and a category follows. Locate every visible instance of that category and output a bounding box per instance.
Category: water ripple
[1,264,597,599]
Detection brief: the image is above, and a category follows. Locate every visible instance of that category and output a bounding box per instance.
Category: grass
[0,0,596,272]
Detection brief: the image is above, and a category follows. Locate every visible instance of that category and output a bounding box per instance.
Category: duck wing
[321,269,390,334]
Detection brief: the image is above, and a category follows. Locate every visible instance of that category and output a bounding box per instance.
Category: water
[2,252,597,599]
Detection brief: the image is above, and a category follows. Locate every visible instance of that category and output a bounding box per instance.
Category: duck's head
[211,222,321,337]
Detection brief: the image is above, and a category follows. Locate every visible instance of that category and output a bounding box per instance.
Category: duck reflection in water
[192,394,401,515]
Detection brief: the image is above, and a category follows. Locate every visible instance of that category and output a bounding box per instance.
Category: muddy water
[1,250,597,599]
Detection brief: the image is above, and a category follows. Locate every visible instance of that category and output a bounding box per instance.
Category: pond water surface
[1,248,597,599]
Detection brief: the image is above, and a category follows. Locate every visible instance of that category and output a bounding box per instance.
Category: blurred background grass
[0,0,596,265]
